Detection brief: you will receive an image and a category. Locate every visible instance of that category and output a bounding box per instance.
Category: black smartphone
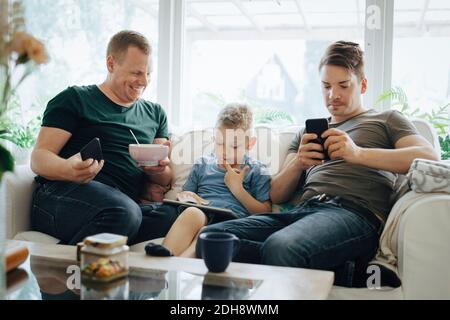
[305,118,330,161]
[80,137,103,161]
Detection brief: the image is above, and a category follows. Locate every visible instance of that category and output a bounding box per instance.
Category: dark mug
[199,232,240,273]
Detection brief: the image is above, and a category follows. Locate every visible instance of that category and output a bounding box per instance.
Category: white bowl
[129,144,169,166]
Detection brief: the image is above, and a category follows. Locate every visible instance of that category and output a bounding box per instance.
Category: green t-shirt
[39,85,169,201]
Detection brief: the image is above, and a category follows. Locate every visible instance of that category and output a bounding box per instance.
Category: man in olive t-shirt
[30,31,178,245]
[198,41,439,287]
[286,109,419,222]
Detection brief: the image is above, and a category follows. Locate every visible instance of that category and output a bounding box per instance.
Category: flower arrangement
[1,31,48,115]
[0,0,48,178]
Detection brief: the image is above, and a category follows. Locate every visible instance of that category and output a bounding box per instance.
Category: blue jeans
[197,198,381,287]
[31,180,181,245]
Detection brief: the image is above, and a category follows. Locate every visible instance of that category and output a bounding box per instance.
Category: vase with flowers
[1,0,48,298]
[1,0,48,179]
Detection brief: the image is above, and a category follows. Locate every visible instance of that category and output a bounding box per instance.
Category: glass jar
[80,233,129,282]
[81,277,129,300]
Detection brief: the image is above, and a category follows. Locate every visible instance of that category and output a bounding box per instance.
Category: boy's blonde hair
[319,41,365,81]
[216,103,253,131]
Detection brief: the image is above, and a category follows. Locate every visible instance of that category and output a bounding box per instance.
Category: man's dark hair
[319,41,365,81]
[106,30,151,61]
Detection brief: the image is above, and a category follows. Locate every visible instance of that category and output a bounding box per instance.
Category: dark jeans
[31,180,181,245]
[196,198,381,287]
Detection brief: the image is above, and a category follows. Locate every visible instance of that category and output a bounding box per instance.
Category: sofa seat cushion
[328,286,403,300]
[13,231,60,244]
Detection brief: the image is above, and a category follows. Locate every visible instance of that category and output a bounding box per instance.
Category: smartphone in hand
[80,137,103,161]
[305,118,330,161]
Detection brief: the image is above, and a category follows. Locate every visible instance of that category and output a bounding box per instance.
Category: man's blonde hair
[216,103,253,132]
[107,30,151,62]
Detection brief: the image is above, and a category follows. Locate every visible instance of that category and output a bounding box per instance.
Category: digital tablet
[162,199,239,222]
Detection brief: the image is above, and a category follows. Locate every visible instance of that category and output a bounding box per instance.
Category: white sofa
[1,119,449,299]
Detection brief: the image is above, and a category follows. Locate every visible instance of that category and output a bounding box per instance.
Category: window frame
[157,0,186,127]
[364,0,394,111]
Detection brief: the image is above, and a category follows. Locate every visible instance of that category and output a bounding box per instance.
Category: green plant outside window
[377,87,450,160]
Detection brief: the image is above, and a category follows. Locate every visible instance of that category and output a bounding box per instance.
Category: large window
[392,0,450,114]
[20,0,159,113]
[180,0,365,130]
[18,0,449,136]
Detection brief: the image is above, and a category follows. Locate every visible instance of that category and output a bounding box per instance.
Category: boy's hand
[177,191,210,205]
[224,162,249,194]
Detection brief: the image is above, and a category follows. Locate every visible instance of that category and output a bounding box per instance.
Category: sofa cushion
[168,126,301,200]
[328,286,403,300]
[169,129,214,197]
[407,158,450,194]
[1,165,37,238]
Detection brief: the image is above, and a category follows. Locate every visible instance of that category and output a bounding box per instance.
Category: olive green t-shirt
[287,109,418,220]
[38,85,169,201]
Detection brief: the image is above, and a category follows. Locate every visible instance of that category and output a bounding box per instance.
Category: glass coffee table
[7,255,262,300]
[6,240,334,300]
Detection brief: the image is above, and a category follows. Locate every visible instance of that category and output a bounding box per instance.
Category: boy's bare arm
[223,163,272,214]
[232,189,272,214]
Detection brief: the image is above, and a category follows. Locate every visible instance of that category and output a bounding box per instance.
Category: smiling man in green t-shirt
[30,30,177,245]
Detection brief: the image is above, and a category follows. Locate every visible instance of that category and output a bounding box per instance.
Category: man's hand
[66,153,104,183]
[141,158,171,175]
[141,182,168,203]
[293,133,325,170]
[224,162,249,195]
[322,128,362,163]
[141,140,171,175]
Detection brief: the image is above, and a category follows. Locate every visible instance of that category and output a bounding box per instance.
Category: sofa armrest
[396,193,450,299]
[0,165,36,239]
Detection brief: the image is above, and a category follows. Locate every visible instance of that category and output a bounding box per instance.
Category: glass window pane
[254,14,303,28]
[429,0,450,10]
[392,0,450,121]
[190,1,241,15]
[20,0,159,113]
[242,0,298,15]
[301,0,358,13]
[187,17,204,29]
[395,0,423,10]
[183,0,364,129]
[306,12,359,27]
[206,15,252,28]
